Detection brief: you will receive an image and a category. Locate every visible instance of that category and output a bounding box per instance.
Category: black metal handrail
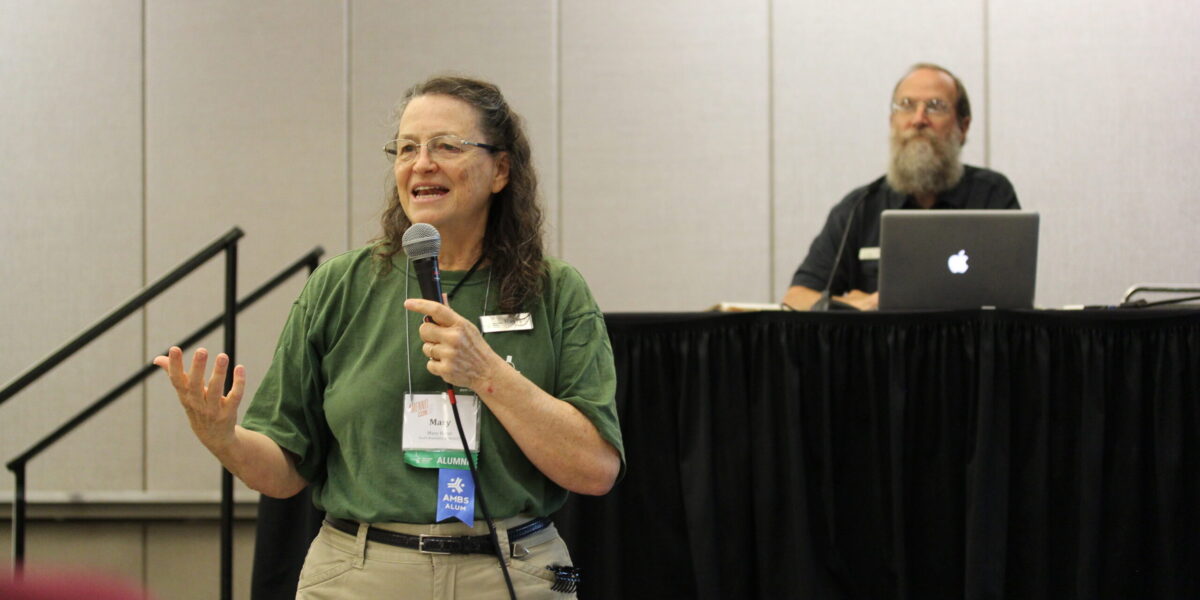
[0,228,244,408]
[2,225,323,600]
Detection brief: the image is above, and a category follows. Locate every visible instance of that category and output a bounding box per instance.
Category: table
[254,309,1200,599]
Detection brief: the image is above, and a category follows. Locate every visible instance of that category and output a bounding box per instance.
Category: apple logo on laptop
[947,250,969,274]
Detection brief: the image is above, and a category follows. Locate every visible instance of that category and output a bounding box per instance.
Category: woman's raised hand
[153,346,245,453]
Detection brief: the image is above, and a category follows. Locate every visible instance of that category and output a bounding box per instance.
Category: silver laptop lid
[878,210,1039,310]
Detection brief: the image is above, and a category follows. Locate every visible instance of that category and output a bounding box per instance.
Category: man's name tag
[480,313,533,333]
[858,246,880,261]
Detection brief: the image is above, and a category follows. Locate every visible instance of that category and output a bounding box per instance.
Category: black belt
[325,516,552,555]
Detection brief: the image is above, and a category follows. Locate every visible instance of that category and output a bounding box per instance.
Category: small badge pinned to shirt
[858,246,881,261]
[480,313,533,333]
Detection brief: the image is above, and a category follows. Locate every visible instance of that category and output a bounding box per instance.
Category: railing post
[220,240,237,600]
[12,461,26,577]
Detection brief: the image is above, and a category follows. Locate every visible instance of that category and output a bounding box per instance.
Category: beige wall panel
[771,2,987,300]
[144,521,257,600]
[143,1,346,491]
[0,522,145,584]
[560,2,771,311]
[349,1,559,251]
[990,1,1200,307]
[0,2,145,491]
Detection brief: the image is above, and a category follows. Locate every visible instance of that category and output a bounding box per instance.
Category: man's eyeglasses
[384,135,503,164]
[891,97,953,117]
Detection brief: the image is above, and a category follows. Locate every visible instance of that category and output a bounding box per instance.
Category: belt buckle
[417,534,452,555]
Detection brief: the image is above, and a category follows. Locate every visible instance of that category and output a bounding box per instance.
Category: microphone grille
[401,223,441,260]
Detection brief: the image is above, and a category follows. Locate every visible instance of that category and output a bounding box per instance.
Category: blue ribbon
[435,468,476,527]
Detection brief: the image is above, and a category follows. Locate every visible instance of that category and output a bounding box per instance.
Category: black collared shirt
[790,165,1020,295]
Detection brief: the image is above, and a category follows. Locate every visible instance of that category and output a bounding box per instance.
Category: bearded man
[783,63,1020,311]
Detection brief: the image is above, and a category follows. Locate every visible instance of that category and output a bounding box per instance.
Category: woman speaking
[155,76,624,599]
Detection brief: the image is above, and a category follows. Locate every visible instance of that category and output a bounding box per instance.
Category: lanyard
[446,255,484,302]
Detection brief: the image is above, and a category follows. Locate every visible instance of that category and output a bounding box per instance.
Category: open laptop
[877,210,1039,310]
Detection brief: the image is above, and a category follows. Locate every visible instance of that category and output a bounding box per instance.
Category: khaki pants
[296,516,577,599]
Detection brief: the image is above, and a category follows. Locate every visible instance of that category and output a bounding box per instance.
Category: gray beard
[886,128,964,197]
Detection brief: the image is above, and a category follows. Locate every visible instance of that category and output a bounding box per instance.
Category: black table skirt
[252,309,1200,600]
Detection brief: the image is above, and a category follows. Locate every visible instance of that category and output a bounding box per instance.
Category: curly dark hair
[376,75,545,314]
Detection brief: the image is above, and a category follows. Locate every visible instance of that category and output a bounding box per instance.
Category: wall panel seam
[554,0,563,258]
[139,0,149,496]
[767,0,776,300]
[344,0,353,251]
[983,0,991,168]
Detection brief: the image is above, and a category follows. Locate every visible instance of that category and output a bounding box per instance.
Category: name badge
[858,246,880,261]
[402,393,481,453]
[480,313,533,333]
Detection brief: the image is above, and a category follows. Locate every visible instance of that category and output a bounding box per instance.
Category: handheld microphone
[401,223,444,304]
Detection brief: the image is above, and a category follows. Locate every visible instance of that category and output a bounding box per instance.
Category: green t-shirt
[241,246,624,523]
